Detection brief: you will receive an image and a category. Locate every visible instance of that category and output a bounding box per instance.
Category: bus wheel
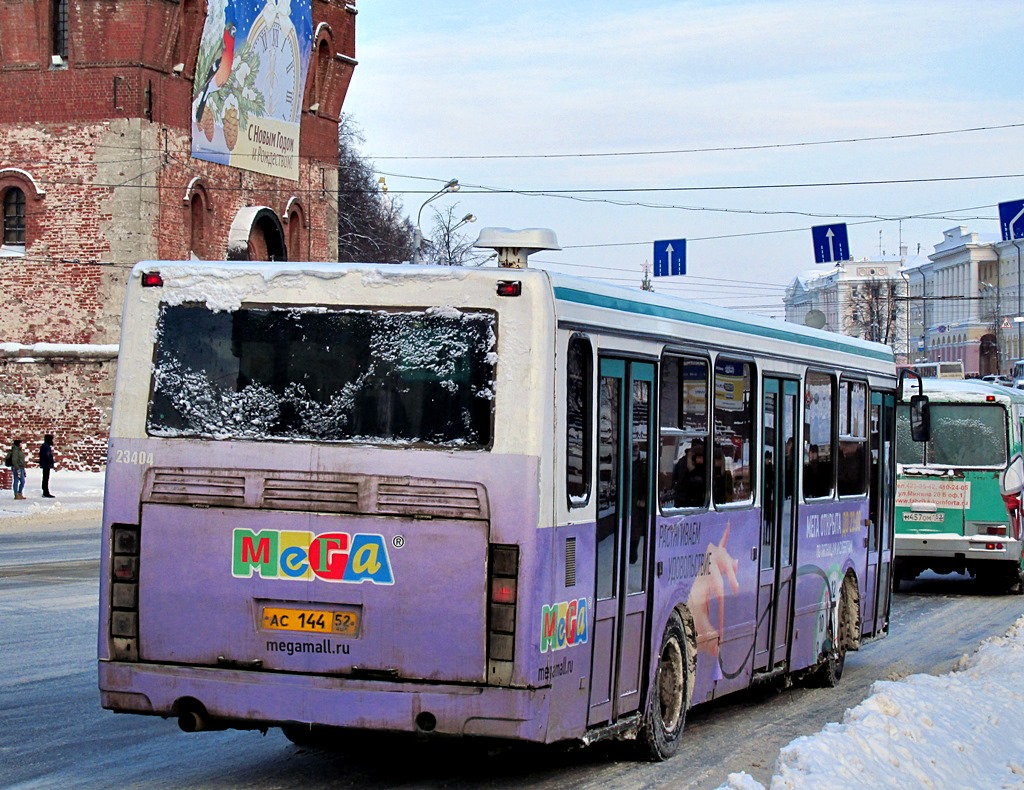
[814,582,854,688]
[1006,565,1024,595]
[639,611,691,761]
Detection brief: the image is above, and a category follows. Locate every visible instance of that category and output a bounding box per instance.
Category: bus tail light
[110,523,141,661]
[488,543,519,686]
[491,577,517,605]
[987,526,1008,537]
[496,280,521,297]
[141,272,163,287]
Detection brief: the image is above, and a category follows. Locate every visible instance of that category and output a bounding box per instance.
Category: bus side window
[804,372,836,499]
[713,358,754,505]
[566,335,593,508]
[838,380,868,496]
[659,355,710,510]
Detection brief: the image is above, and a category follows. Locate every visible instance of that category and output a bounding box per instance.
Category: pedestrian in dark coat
[39,434,55,498]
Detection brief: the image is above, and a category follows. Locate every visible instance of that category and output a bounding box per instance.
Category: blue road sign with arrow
[999,199,1024,241]
[811,223,850,264]
[653,238,686,277]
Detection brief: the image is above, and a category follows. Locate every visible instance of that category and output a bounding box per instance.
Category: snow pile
[721,616,1024,789]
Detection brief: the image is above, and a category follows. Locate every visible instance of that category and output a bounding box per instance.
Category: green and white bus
[895,378,1024,592]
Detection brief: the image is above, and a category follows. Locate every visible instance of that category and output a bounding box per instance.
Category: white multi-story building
[784,251,914,363]
[785,226,1024,376]
[904,227,998,376]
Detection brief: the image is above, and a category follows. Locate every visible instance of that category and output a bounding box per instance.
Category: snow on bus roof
[132,261,473,312]
[904,377,1024,403]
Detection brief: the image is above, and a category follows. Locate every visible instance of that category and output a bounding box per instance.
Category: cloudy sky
[343,1,1023,316]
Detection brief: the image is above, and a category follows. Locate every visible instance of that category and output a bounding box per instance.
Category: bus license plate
[903,512,945,523]
[261,606,361,637]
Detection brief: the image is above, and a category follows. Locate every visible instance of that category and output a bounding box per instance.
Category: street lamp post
[452,213,476,234]
[913,267,928,362]
[413,179,459,265]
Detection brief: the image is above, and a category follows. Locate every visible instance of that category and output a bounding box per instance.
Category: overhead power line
[370,122,1024,161]
[383,172,1024,196]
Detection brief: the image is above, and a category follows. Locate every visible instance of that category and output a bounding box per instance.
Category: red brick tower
[0,0,356,469]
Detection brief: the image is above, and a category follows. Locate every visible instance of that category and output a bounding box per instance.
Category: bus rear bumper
[895,533,1023,563]
[99,660,552,742]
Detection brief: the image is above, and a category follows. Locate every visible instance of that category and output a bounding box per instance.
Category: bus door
[753,378,797,672]
[868,392,896,633]
[589,358,654,725]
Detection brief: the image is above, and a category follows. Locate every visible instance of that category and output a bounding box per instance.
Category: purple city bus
[99,237,897,760]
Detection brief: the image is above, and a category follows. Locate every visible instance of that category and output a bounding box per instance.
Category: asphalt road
[2,511,1021,789]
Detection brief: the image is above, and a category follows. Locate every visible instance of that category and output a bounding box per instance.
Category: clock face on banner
[190,0,312,181]
[249,11,302,123]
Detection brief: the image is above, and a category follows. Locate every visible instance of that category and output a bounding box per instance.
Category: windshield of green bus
[146,303,496,447]
[897,402,1007,467]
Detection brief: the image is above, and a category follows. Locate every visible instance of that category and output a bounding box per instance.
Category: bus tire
[813,577,856,688]
[1006,565,1024,595]
[639,610,692,761]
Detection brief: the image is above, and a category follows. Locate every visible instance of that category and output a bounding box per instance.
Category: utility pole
[1016,241,1023,363]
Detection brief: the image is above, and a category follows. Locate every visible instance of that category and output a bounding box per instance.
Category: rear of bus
[894,380,1024,591]
[98,262,565,741]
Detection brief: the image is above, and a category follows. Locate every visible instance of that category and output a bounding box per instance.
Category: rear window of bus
[146,303,496,447]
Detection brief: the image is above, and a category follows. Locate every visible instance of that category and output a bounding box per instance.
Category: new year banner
[191,0,313,180]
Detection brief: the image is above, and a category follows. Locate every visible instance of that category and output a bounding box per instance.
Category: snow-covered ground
[0,470,104,528]
[1,470,1021,787]
[725,619,1024,789]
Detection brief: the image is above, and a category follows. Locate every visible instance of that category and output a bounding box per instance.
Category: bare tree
[420,204,490,266]
[844,278,905,349]
[337,116,414,263]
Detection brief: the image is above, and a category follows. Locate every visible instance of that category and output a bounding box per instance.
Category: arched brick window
[315,39,331,107]
[285,199,307,261]
[3,187,25,247]
[308,24,334,112]
[184,179,212,259]
[190,194,206,258]
[0,170,44,252]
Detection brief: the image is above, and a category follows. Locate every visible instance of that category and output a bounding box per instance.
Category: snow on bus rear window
[147,304,496,447]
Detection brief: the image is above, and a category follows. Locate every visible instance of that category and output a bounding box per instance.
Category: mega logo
[540,598,588,653]
[232,529,394,585]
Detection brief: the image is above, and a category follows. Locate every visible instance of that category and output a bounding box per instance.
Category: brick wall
[0,359,115,471]
[0,0,357,470]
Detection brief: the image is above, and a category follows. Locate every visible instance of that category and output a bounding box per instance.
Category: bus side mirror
[1002,455,1024,497]
[909,395,930,442]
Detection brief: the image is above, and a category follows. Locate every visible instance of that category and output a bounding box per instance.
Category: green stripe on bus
[553,286,893,363]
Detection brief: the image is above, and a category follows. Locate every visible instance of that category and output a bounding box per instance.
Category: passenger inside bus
[712,447,735,502]
[673,438,707,507]
[804,443,832,498]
